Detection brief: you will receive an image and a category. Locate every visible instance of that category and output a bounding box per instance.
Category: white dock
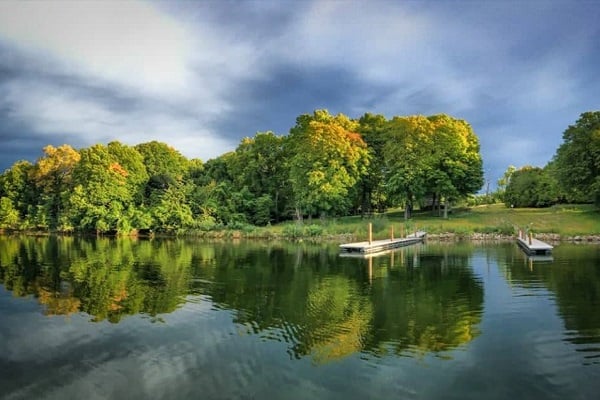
[340,231,426,254]
[516,236,553,255]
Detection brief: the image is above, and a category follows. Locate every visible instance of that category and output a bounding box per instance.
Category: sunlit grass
[261,203,600,239]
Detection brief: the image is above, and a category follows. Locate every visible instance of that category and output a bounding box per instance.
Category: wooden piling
[368,222,372,245]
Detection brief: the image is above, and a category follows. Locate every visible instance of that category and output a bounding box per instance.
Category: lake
[1,236,599,399]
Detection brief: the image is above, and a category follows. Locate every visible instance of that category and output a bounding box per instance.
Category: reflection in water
[0,236,191,322]
[1,237,600,399]
[0,236,484,363]
[499,244,600,365]
[366,245,483,359]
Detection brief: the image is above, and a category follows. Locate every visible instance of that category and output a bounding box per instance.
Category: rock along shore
[424,232,600,243]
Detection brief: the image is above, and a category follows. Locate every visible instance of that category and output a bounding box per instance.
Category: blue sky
[0,0,598,187]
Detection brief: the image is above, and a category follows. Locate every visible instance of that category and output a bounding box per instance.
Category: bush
[283,223,303,238]
[305,224,324,236]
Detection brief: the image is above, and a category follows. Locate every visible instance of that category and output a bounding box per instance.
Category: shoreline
[1,230,600,243]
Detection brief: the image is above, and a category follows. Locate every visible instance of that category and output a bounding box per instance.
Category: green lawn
[264,203,600,240]
[411,203,600,236]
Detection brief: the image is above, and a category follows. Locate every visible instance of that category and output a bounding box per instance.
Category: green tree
[0,197,19,228]
[0,160,35,226]
[504,166,558,207]
[190,153,242,226]
[286,110,370,219]
[107,141,149,206]
[229,131,289,224]
[497,165,517,202]
[134,141,189,181]
[31,144,81,230]
[383,116,433,219]
[68,144,137,233]
[383,115,484,219]
[552,111,600,205]
[357,113,389,215]
[426,115,484,217]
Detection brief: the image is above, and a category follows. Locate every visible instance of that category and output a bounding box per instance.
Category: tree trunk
[295,206,303,222]
[404,201,411,220]
[443,200,449,219]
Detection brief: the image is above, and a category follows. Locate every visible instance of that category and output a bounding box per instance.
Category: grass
[245,203,600,240]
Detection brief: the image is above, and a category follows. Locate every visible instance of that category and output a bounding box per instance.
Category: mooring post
[528,231,532,245]
[390,225,394,241]
[368,222,372,245]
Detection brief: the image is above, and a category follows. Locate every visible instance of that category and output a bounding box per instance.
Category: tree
[30,144,81,229]
[67,144,140,234]
[552,111,600,205]
[426,115,484,217]
[504,166,558,208]
[383,116,434,219]
[497,165,517,202]
[107,141,149,205]
[357,113,389,215]
[0,160,35,226]
[134,141,189,181]
[227,132,290,224]
[286,110,370,219]
[383,115,484,219]
[190,152,242,226]
[0,197,19,228]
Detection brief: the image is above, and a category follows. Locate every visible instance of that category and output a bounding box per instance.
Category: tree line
[497,111,600,208]
[0,109,484,234]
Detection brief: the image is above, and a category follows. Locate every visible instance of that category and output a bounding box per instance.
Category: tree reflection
[191,241,483,363]
[502,244,600,351]
[0,237,484,362]
[0,236,191,322]
[363,244,483,358]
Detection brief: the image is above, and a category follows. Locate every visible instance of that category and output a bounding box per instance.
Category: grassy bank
[7,203,597,241]
[237,203,600,241]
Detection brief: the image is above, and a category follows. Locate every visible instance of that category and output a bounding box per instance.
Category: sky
[0,0,598,187]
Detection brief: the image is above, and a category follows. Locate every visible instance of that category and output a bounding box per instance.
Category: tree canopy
[497,110,600,209]
[0,109,490,233]
[552,111,600,205]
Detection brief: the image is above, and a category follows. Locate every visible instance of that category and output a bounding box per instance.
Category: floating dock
[340,231,426,254]
[516,232,553,256]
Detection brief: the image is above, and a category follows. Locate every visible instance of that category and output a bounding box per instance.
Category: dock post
[368,222,372,244]
[528,231,532,245]
[400,225,404,238]
[390,225,394,241]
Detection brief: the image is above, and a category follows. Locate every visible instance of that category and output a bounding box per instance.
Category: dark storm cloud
[0,121,78,172]
[179,0,311,41]
[0,0,598,183]
[210,63,397,139]
[0,46,188,170]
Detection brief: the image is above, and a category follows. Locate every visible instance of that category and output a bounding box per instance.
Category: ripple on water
[563,329,600,365]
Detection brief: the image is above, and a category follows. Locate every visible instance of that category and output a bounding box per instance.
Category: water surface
[1,236,599,399]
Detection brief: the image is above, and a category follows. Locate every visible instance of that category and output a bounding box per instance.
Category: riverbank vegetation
[194,203,599,241]
[0,109,598,237]
[0,110,484,234]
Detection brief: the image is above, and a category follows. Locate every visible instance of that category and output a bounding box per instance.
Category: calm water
[1,236,599,399]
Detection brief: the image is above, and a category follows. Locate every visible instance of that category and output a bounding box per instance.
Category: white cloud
[0,0,192,96]
[276,1,433,78]
[0,0,247,160]
[0,0,597,175]
[1,77,236,161]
